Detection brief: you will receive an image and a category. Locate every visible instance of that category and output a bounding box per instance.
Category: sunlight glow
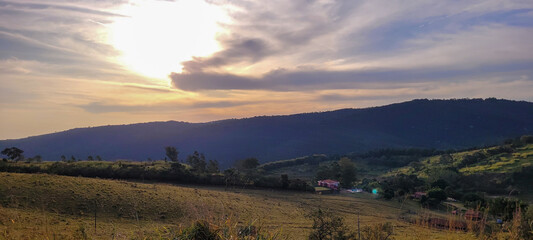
[109,0,227,80]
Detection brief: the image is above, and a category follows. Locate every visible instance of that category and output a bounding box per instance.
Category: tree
[61,155,67,162]
[426,188,447,207]
[439,154,454,164]
[206,160,219,173]
[307,209,354,240]
[488,197,528,221]
[338,157,356,188]
[96,155,102,161]
[462,192,486,209]
[165,146,179,162]
[431,179,449,190]
[1,147,24,161]
[280,174,289,189]
[315,162,342,182]
[33,155,42,163]
[224,168,239,190]
[87,156,94,161]
[234,158,260,170]
[187,151,206,173]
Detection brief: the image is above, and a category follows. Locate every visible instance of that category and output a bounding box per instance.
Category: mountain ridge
[1,98,532,167]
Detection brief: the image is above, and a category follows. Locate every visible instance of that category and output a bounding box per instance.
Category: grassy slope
[459,144,533,174]
[0,172,474,240]
[264,144,532,187]
[391,144,533,177]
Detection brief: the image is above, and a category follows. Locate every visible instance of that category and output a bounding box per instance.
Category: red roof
[318,179,339,184]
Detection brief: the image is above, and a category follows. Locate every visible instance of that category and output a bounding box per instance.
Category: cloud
[181,38,270,73]
[0,1,128,17]
[170,61,533,91]
[170,0,533,92]
[78,100,256,114]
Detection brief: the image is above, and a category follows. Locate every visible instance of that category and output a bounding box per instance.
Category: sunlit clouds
[1,0,532,139]
[109,0,227,79]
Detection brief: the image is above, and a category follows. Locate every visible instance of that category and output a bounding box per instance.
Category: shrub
[462,192,485,209]
[307,209,354,240]
[360,222,395,240]
[178,220,221,240]
[425,188,447,207]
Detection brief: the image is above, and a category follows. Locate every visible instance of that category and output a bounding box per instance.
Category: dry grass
[0,172,475,239]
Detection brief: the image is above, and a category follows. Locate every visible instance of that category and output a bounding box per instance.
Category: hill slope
[1,98,532,167]
[0,172,473,239]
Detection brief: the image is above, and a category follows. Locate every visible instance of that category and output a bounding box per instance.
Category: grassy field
[388,144,533,178]
[0,172,477,239]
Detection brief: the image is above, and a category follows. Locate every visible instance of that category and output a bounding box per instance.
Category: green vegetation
[0,158,310,192]
[1,136,532,239]
[389,137,533,196]
[307,209,354,240]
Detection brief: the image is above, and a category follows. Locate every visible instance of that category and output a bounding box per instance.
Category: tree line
[0,146,312,192]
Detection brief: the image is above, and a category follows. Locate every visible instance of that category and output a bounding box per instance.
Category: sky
[1,0,532,139]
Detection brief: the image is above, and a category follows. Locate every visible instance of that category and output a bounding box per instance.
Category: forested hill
[1,98,532,167]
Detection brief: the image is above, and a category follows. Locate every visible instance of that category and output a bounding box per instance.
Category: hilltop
[1,98,532,167]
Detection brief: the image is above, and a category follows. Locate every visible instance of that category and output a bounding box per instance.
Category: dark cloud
[177,0,361,75]
[181,38,269,73]
[171,61,533,91]
[170,68,403,91]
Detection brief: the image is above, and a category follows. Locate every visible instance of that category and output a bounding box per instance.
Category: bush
[307,209,354,240]
[361,222,395,240]
[178,220,221,240]
[462,192,485,209]
[425,188,447,207]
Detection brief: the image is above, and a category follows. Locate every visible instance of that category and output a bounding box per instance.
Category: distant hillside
[1,98,532,167]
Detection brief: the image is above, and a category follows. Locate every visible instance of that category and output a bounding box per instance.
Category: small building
[412,192,427,199]
[317,179,339,190]
[347,188,363,193]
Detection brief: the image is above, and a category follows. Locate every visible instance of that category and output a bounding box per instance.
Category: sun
[108,0,227,80]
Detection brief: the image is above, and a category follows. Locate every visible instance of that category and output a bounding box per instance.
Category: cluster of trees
[354,148,449,168]
[164,146,220,174]
[1,147,44,163]
[60,155,103,163]
[223,157,312,191]
[315,157,357,188]
[0,146,312,192]
[258,155,328,171]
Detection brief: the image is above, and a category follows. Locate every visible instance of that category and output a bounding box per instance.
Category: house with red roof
[317,179,339,190]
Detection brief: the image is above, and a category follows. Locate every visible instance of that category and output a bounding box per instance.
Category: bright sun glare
[109,0,227,80]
